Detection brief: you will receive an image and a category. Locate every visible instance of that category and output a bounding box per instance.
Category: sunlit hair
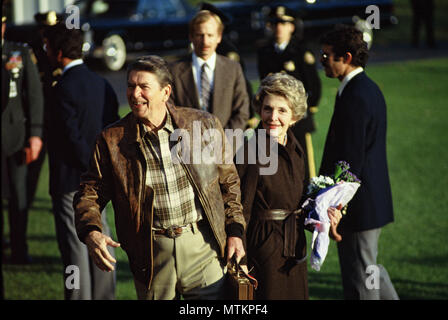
[189,10,224,36]
[126,55,173,88]
[254,73,308,122]
[320,24,369,68]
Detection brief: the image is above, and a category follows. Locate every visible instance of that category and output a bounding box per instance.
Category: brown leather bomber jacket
[73,103,246,288]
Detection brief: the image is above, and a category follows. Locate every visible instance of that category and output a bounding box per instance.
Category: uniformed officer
[2,15,44,264]
[257,6,321,181]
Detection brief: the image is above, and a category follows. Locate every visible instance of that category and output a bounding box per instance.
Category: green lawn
[3,57,448,300]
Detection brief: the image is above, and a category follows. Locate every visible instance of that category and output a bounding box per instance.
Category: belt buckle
[166,226,181,238]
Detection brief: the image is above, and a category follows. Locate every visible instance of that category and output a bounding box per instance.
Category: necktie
[200,63,211,111]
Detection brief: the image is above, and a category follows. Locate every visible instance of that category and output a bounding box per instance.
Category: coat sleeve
[74,133,114,243]
[333,94,370,176]
[226,63,250,131]
[213,116,246,237]
[23,46,44,138]
[301,50,321,108]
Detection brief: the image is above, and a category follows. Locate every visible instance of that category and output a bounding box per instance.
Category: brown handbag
[224,256,258,300]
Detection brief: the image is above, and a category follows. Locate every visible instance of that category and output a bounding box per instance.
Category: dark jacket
[47,63,119,195]
[74,104,246,289]
[319,72,394,232]
[2,40,43,156]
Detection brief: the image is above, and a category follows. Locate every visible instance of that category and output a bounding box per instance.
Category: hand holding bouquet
[302,161,361,271]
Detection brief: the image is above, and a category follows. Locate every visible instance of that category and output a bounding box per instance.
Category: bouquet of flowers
[302,161,361,271]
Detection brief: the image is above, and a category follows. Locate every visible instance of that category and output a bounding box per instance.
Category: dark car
[4,0,195,71]
[77,0,195,70]
[213,0,397,49]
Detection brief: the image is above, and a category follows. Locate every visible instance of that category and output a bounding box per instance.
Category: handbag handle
[228,255,258,289]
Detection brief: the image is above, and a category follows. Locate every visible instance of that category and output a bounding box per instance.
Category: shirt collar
[192,51,217,71]
[140,107,174,137]
[338,67,363,96]
[274,41,289,53]
[62,59,84,75]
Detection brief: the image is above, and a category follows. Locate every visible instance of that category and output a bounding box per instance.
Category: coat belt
[258,209,302,258]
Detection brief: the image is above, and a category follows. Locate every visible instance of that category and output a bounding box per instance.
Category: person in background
[26,11,63,210]
[169,9,250,131]
[319,25,399,300]
[44,23,119,300]
[199,2,258,129]
[235,73,341,299]
[257,5,321,182]
[74,55,246,300]
[2,14,44,265]
[410,0,436,48]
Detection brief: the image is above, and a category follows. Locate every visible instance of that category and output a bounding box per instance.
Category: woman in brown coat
[235,73,341,299]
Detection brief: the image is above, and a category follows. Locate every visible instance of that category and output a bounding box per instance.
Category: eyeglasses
[320,50,343,62]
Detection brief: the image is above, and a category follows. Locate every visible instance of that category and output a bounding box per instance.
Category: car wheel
[102,34,127,71]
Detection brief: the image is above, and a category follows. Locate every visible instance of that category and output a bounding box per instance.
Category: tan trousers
[134,221,225,300]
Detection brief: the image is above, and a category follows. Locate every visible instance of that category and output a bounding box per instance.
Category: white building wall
[11,0,76,24]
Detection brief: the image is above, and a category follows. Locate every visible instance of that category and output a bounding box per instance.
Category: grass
[3,57,448,300]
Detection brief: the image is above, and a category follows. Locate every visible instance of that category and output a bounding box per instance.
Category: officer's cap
[268,6,296,24]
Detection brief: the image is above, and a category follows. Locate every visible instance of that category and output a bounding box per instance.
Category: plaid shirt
[140,111,202,228]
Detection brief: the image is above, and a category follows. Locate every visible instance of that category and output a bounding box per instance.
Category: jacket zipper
[176,136,222,254]
[137,141,154,289]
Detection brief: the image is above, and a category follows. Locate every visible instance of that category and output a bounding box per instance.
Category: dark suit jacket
[47,63,119,195]
[2,41,44,156]
[168,54,250,130]
[319,72,394,232]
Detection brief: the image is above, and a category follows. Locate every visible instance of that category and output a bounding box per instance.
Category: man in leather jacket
[73,55,246,300]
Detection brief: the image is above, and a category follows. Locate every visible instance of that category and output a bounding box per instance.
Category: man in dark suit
[26,11,63,210]
[2,15,44,264]
[44,23,119,300]
[169,9,250,131]
[319,25,398,300]
[257,6,321,181]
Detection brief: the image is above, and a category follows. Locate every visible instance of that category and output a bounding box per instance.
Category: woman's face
[260,94,295,143]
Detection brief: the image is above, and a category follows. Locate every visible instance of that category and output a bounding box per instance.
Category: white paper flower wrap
[302,181,361,271]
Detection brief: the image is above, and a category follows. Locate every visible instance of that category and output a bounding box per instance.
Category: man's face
[274,21,295,44]
[190,17,222,60]
[320,44,346,80]
[127,70,171,121]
